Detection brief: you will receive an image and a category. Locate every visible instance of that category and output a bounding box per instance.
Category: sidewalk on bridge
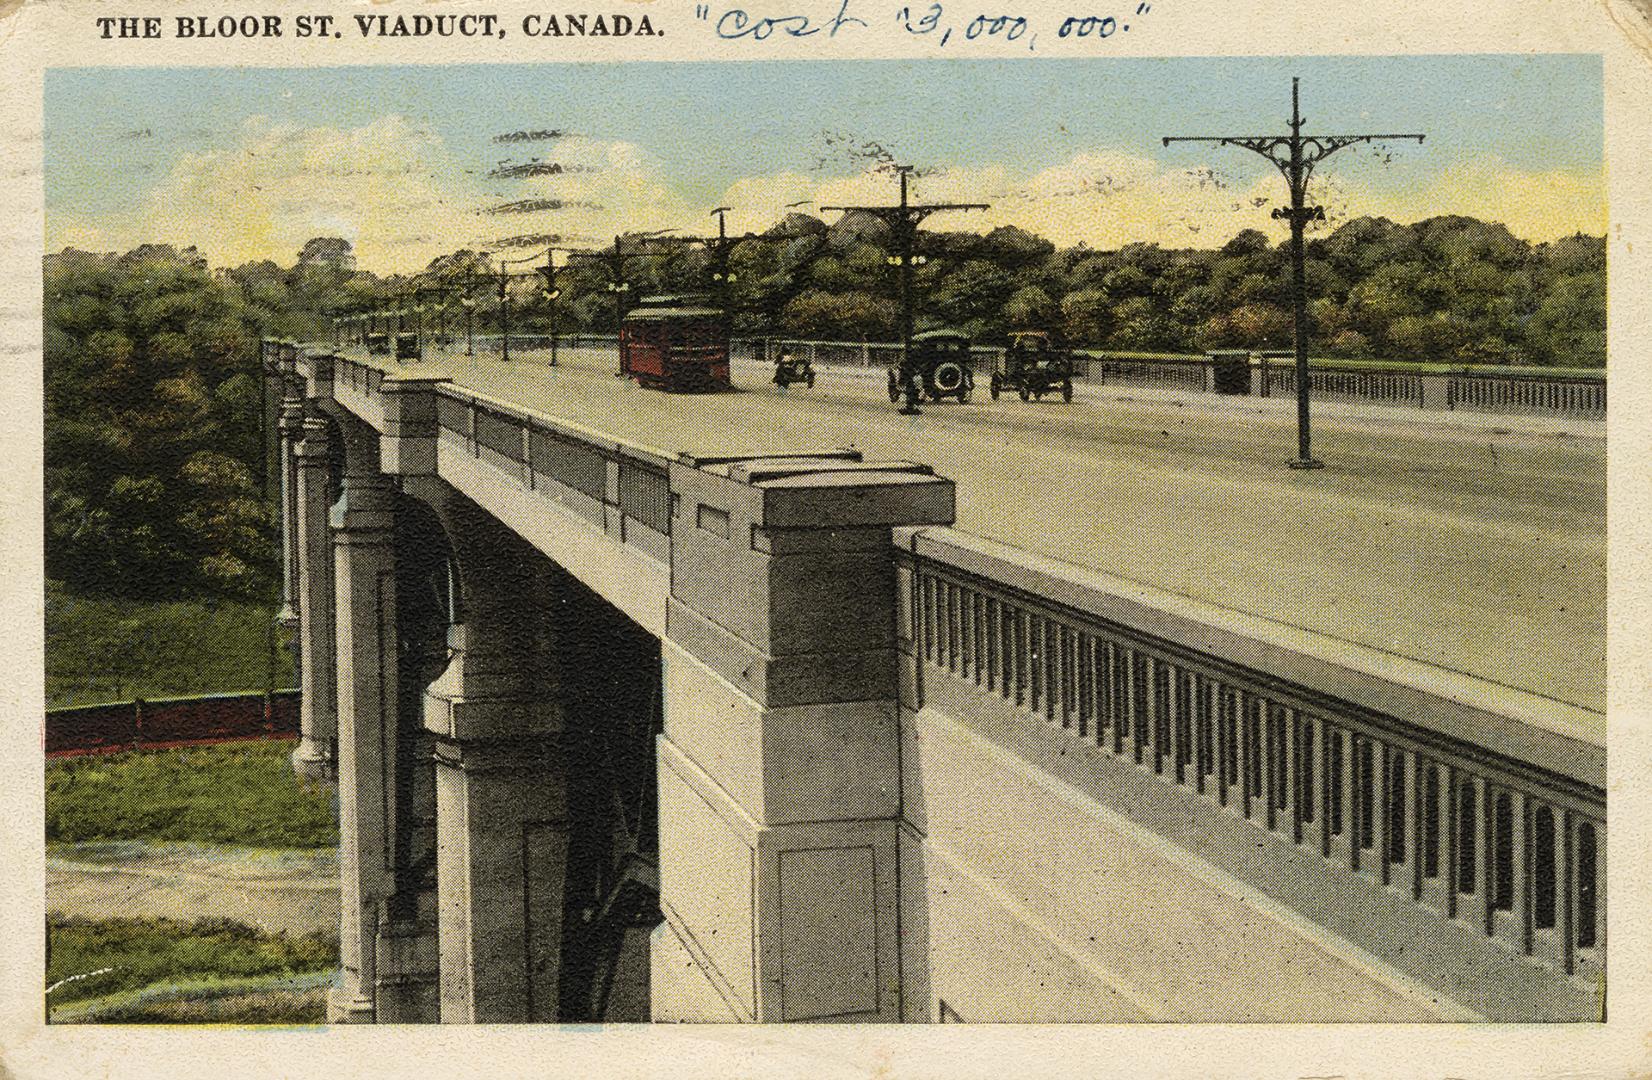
[736,358,1606,441]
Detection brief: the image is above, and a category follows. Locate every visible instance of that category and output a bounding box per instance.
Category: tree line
[43,212,1604,601]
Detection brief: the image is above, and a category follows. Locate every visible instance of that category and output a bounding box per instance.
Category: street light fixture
[497,274,512,362]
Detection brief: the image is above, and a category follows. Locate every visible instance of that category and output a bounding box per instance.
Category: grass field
[46,583,294,708]
[46,915,337,1017]
[46,740,337,849]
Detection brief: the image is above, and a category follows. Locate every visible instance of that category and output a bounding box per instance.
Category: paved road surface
[358,346,1606,716]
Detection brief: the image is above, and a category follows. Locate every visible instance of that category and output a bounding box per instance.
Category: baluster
[1296,714,1317,845]
[1134,654,1152,768]
[951,584,964,677]
[1473,776,1491,935]
[1561,810,1577,973]
[1193,675,1210,795]
[1050,626,1062,726]
[1076,634,1092,738]
[922,576,936,664]
[984,597,997,690]
[936,577,950,670]
[959,584,973,681]
[1163,663,1180,782]
[964,597,977,690]
[1401,749,1420,900]
[1016,607,1030,708]
[1030,613,1044,716]
[1279,705,1297,840]
[1234,690,1252,819]
[1213,682,1230,807]
[1336,726,1357,869]
[1111,645,1128,757]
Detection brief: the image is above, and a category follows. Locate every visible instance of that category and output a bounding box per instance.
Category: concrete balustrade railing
[729,337,1606,419]
[894,525,1605,1021]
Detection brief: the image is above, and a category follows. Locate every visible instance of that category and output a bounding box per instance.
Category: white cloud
[127,114,483,271]
[716,150,1601,250]
[47,124,1602,272]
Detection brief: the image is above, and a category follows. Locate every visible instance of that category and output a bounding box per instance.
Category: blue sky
[45,55,1604,272]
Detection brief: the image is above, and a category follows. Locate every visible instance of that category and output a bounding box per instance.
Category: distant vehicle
[772,348,816,389]
[992,330,1074,402]
[620,296,731,392]
[888,328,975,408]
[366,332,392,356]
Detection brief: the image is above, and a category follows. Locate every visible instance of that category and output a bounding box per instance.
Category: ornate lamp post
[497,274,513,362]
[536,251,562,366]
[1163,78,1425,468]
[605,279,632,376]
[461,277,477,357]
[825,165,987,415]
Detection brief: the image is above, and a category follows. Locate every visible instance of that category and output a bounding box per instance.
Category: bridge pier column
[274,349,304,635]
[328,468,399,1024]
[292,412,337,782]
[405,474,567,1024]
[654,455,954,1022]
[431,736,568,1023]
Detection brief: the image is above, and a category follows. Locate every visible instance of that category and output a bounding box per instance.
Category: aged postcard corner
[1,0,1650,1076]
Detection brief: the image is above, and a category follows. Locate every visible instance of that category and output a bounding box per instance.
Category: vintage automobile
[887,328,975,407]
[991,330,1074,402]
[619,296,731,392]
[771,347,816,389]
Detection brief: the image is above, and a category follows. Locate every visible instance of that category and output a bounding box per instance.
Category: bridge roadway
[354,344,1606,716]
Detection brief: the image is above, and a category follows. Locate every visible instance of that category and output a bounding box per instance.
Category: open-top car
[992,330,1074,402]
[888,328,975,409]
[772,348,816,389]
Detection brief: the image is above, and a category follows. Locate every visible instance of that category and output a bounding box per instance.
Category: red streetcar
[619,295,731,392]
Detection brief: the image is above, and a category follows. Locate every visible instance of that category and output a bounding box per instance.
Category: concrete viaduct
[265,339,1605,1024]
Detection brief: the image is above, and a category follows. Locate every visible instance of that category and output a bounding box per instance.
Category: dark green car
[991,330,1074,402]
[888,329,976,408]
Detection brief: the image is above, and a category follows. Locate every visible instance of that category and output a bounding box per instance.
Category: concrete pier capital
[379,376,449,477]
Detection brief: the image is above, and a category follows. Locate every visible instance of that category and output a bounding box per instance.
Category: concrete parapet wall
[895,525,1605,1022]
[902,704,1460,1022]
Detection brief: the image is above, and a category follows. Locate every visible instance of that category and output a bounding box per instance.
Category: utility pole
[571,236,668,377]
[824,165,988,414]
[1164,77,1424,468]
[497,273,512,362]
[537,248,562,367]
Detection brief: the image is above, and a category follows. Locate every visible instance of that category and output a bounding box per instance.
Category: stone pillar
[275,353,305,633]
[400,467,567,1024]
[291,412,337,782]
[425,580,567,1023]
[1419,373,1452,411]
[654,453,954,1023]
[432,738,568,1023]
[328,465,399,1024]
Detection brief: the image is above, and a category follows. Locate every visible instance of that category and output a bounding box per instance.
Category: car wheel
[1018,385,1031,402]
[990,374,1002,400]
[805,370,815,388]
[1063,379,1074,402]
[888,373,900,403]
[932,361,964,395]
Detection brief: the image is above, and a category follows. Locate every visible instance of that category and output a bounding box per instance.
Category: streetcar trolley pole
[1164,77,1424,468]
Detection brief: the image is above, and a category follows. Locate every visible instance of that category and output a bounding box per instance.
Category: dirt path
[47,841,339,937]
